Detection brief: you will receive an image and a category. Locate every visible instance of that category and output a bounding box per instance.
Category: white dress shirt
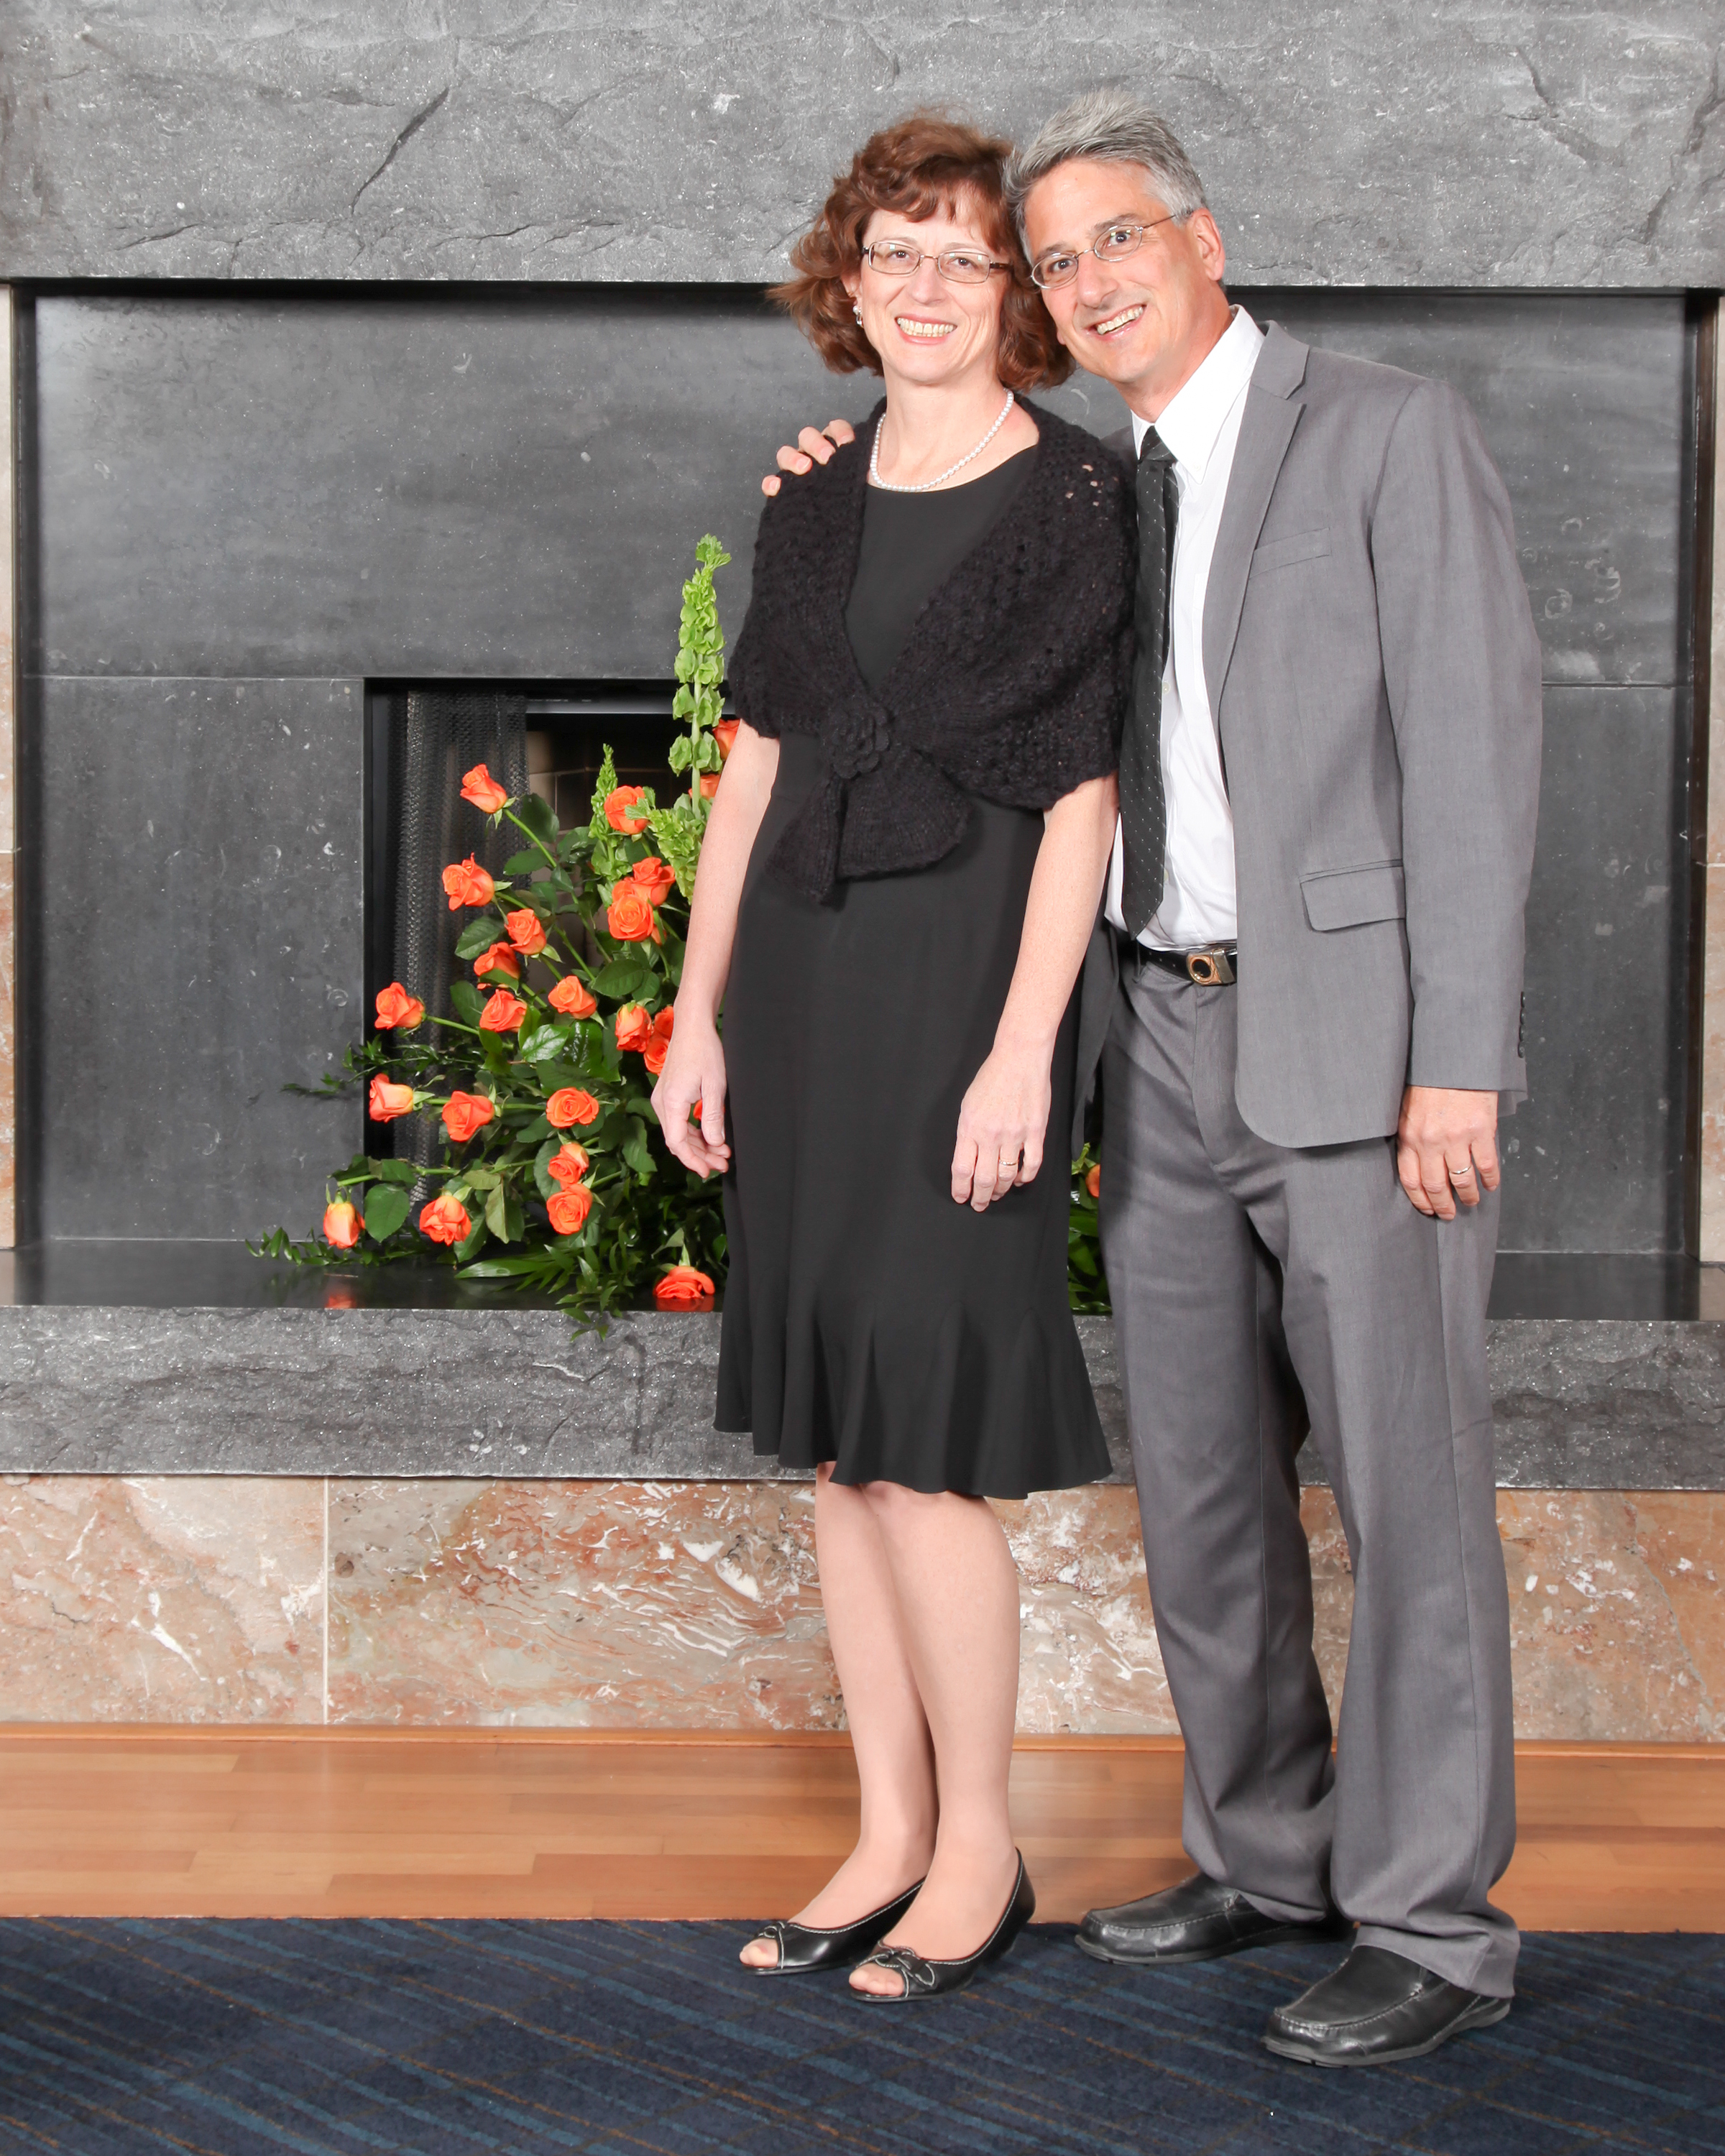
[1105,305,1265,949]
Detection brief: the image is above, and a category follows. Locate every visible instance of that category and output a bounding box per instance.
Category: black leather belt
[1120,934,1238,985]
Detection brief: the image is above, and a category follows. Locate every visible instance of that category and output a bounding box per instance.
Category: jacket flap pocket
[1251,525,1331,573]
[1301,860,1406,931]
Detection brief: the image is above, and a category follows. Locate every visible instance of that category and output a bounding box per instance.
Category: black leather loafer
[1263,1944,1511,2066]
[745,1878,924,1977]
[1077,1872,1351,1966]
[852,1853,1036,2002]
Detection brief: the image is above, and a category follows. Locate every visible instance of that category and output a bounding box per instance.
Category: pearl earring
[853,301,862,321]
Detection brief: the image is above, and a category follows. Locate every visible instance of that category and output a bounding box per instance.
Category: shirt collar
[1129,306,1264,476]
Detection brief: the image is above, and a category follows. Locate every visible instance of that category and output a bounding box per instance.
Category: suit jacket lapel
[1202,323,1310,727]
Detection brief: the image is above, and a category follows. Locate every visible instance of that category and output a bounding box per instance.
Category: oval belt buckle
[1185,948,1235,986]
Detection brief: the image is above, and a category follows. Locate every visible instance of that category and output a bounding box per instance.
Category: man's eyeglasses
[1030,215,1180,290]
[860,239,1013,287]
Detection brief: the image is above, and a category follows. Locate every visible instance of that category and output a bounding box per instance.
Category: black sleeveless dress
[715,451,1112,1499]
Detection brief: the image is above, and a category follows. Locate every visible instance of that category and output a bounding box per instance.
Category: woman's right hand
[652,1014,732,1179]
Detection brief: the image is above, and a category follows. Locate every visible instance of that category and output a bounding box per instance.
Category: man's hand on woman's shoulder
[761,418,857,497]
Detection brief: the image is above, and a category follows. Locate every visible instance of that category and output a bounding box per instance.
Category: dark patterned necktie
[1119,428,1179,939]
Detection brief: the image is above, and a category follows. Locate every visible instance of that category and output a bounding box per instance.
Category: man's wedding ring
[1450,1164,1474,1181]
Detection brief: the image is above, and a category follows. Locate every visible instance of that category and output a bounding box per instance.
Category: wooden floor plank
[0,1731,1717,1929]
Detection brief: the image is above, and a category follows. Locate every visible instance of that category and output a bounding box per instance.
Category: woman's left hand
[952,1045,1052,1212]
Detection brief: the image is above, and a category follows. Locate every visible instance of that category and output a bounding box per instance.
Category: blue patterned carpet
[0,1920,1720,2154]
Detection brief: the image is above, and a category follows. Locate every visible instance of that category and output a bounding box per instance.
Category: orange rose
[713,719,739,760]
[548,975,597,1018]
[604,785,650,835]
[323,1199,363,1249]
[441,1090,495,1144]
[607,883,656,942]
[632,855,677,908]
[473,941,522,980]
[479,989,528,1033]
[546,1143,589,1185]
[653,1007,675,1041]
[505,908,548,955]
[442,856,496,910]
[368,1076,415,1122]
[614,1003,652,1053]
[1085,1163,1101,1199]
[643,1033,671,1077]
[419,1194,472,1245]
[547,1184,593,1236]
[699,773,720,800]
[460,763,509,814]
[546,1087,601,1128]
[654,1266,716,1310]
[374,981,425,1032]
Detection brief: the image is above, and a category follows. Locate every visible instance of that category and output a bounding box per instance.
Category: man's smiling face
[1021,157,1230,420]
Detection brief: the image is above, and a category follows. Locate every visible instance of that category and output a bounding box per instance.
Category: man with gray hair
[768,86,1540,2067]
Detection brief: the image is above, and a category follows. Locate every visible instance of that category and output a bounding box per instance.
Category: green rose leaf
[519,1025,566,1063]
[622,1119,656,1179]
[502,849,543,875]
[514,791,558,847]
[362,1184,412,1241]
[455,916,503,960]
[450,980,483,1026]
[594,959,647,1000]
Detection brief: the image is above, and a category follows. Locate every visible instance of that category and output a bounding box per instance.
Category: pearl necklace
[868,389,1016,493]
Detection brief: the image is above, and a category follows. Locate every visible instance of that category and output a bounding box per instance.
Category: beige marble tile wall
[1700,300,1725,1257]
[1,1475,1719,1740]
[0,285,15,1247]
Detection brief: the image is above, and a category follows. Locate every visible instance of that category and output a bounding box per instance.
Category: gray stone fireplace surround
[1,4,1721,1499]
[14,286,1703,1257]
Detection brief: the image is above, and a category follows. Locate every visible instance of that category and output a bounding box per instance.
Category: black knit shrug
[726,400,1136,900]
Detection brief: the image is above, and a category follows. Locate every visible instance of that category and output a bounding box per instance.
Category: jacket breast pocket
[1300,860,1406,931]
[1250,525,1332,574]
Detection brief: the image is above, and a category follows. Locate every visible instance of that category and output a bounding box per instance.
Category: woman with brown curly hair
[652,115,1134,2002]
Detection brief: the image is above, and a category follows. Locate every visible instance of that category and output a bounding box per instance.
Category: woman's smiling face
[844,199,1010,388]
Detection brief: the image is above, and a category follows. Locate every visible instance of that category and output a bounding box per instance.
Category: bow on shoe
[855,1945,939,1997]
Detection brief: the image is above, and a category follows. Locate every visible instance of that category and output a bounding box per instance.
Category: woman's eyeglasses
[1030,215,1179,289]
[860,239,1013,287]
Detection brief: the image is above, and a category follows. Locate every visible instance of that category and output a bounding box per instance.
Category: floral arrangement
[257,531,1110,1318]
[254,537,736,1314]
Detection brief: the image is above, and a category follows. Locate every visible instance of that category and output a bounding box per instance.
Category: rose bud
[441,856,497,910]
[1085,1163,1101,1199]
[374,982,426,1032]
[460,763,509,814]
[604,785,650,835]
[418,1194,472,1245]
[547,1185,593,1237]
[632,856,677,908]
[653,1008,675,1041]
[546,1087,601,1128]
[323,1199,364,1249]
[546,1143,590,1186]
[614,1003,652,1054]
[548,975,598,1019]
[643,1033,671,1077]
[653,1266,716,1310]
[713,719,739,761]
[699,773,720,800]
[441,1090,495,1143]
[472,940,522,980]
[368,1076,415,1122]
[479,989,528,1033]
[606,883,656,943]
[505,908,548,955]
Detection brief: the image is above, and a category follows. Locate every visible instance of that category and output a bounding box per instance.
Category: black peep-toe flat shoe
[746,1879,924,1978]
[852,1853,1036,2003]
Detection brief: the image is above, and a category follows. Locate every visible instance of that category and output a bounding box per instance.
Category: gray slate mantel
[1,4,1721,290]
[3,1307,1723,1491]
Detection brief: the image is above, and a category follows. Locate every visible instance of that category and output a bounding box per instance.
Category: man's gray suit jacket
[1073,321,1544,1156]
